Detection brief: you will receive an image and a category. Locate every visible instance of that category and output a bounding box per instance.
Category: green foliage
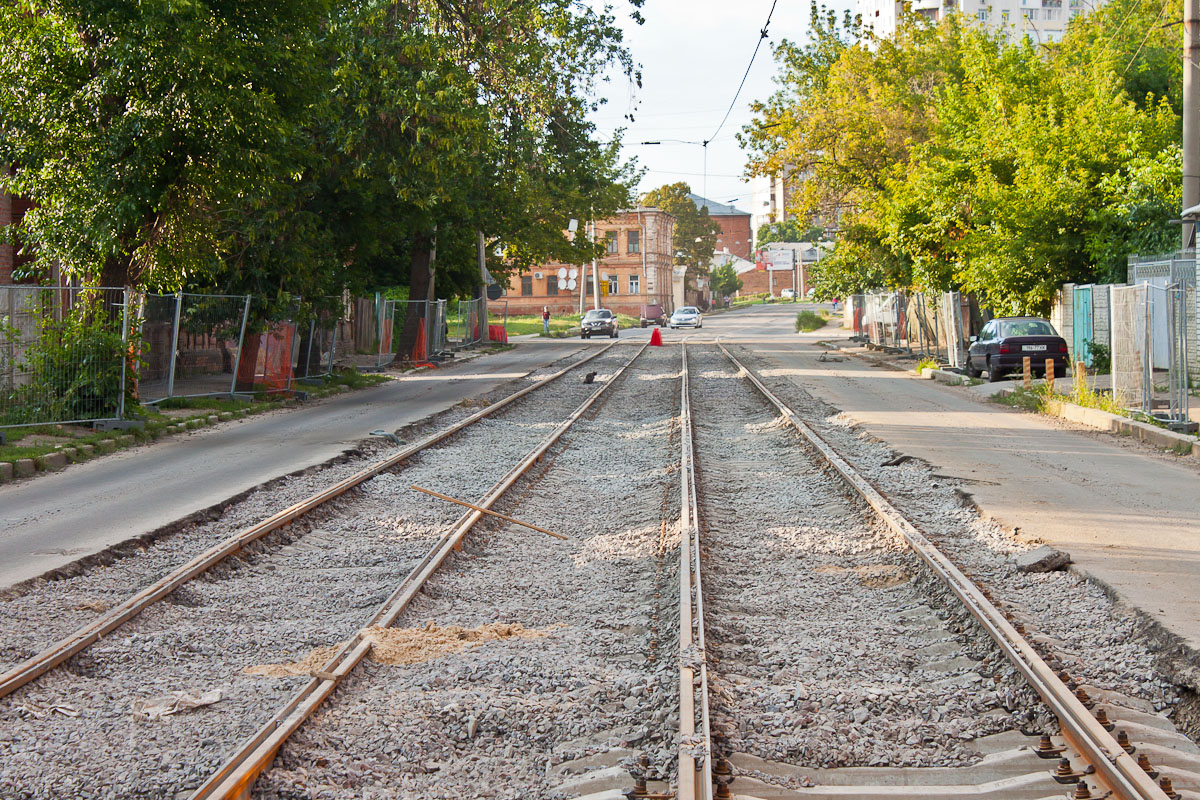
[743,1,1183,313]
[709,263,745,299]
[1086,340,1112,374]
[2,310,126,426]
[795,310,826,332]
[757,220,823,246]
[641,182,722,284]
[915,357,939,372]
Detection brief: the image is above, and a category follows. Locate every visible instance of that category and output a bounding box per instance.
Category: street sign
[486,283,503,301]
[767,248,795,270]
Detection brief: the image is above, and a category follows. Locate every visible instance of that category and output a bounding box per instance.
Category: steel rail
[716,341,1168,800]
[677,342,714,800]
[190,340,651,800]
[0,342,619,702]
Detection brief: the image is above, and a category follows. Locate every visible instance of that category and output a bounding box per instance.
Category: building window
[607,279,619,295]
[586,276,594,296]
[977,8,988,18]
[628,275,640,295]
[627,230,640,254]
[605,231,618,254]
[521,275,533,296]
[1001,9,1010,20]
[547,276,558,296]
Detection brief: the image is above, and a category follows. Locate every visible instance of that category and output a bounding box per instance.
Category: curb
[1041,397,1200,457]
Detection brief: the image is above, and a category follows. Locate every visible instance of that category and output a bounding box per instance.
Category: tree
[757,220,823,246]
[709,262,744,300]
[0,0,332,290]
[743,3,1182,313]
[641,182,721,288]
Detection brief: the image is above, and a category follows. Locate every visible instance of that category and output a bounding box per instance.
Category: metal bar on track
[715,341,1167,800]
[190,340,651,799]
[0,342,622,701]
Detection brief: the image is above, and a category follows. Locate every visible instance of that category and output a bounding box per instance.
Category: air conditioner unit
[534,271,544,280]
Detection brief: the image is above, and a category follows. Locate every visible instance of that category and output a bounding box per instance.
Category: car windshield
[583,310,611,320]
[676,307,698,315]
[1000,319,1056,337]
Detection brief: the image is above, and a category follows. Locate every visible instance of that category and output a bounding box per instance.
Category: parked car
[965,317,1069,382]
[639,303,666,328]
[580,308,618,339]
[669,306,703,329]
[780,288,796,300]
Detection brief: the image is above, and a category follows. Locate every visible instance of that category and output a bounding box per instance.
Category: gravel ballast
[688,346,1045,780]
[730,344,1182,717]
[0,346,636,800]
[253,344,683,800]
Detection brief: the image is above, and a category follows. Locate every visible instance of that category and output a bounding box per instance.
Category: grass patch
[795,310,826,332]
[915,357,938,373]
[990,370,1127,417]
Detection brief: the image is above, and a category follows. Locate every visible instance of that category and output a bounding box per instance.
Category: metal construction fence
[1,286,128,429]
[1111,283,1191,425]
[2,286,498,428]
[851,290,968,368]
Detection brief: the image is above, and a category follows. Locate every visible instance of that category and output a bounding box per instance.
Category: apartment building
[859,0,1092,43]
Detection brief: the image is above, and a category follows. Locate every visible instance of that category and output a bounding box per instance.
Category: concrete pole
[477,231,489,343]
[592,231,601,309]
[1184,0,1200,247]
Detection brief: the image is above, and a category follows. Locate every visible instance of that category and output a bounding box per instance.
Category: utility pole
[1184,0,1200,247]
[592,222,602,310]
[477,231,489,343]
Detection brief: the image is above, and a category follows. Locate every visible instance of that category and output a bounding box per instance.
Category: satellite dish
[567,278,577,290]
[557,267,567,279]
[569,268,578,279]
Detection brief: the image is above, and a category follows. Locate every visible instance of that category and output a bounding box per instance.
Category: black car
[580,308,618,339]
[966,317,1069,382]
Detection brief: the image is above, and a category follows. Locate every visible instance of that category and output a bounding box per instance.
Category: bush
[2,310,127,425]
[795,310,826,332]
[1085,340,1111,374]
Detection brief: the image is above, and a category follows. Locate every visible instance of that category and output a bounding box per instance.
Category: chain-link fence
[138,292,252,403]
[453,298,485,349]
[1,286,128,428]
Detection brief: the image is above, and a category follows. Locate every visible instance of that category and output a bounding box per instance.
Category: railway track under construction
[3,341,1200,800]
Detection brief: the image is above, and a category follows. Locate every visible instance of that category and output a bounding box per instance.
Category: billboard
[766,248,795,271]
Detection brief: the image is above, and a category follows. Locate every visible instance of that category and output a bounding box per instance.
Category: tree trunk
[398,231,434,361]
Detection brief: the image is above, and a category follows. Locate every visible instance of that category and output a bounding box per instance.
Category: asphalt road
[0,340,601,588]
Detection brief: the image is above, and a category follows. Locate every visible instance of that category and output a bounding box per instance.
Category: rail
[716,341,1167,800]
[677,342,713,800]
[190,340,651,799]
[0,342,619,701]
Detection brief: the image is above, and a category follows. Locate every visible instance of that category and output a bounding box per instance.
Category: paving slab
[698,304,1200,667]
[0,340,593,589]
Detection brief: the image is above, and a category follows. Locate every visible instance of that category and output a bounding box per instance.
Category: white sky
[589,0,845,213]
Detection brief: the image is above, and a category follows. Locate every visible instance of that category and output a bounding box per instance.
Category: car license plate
[1023,344,1047,351]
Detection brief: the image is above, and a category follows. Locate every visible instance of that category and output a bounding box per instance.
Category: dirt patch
[243,622,551,677]
[814,563,911,588]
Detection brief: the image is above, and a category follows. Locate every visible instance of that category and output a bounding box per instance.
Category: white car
[669,306,702,329]
[780,288,796,299]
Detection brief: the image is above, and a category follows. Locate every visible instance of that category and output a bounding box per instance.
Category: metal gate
[1072,284,1093,368]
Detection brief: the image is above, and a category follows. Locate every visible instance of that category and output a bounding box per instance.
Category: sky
[588,0,838,214]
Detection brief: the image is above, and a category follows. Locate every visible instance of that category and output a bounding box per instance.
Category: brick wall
[712,213,752,261]
[0,183,12,285]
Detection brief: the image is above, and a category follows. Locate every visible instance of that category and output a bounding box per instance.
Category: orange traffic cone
[649,326,663,347]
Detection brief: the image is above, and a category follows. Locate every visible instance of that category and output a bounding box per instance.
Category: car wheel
[964,358,981,379]
[987,358,1005,382]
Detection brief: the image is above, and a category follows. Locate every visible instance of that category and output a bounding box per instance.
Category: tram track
[0,343,619,701]
[667,341,1177,800]
[0,342,637,800]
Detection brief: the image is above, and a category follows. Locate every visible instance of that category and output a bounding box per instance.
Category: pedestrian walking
[541,306,551,335]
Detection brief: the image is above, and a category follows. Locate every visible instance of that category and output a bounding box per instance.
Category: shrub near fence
[1,286,128,428]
